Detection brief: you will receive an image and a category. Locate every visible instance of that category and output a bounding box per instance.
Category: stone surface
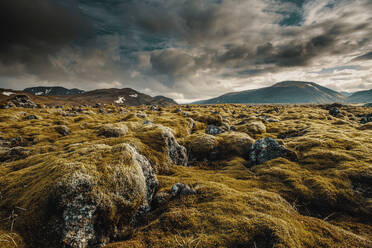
[249,137,298,166]
[170,183,196,197]
[56,125,71,136]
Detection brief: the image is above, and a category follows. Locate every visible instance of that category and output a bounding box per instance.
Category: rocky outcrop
[329,107,343,118]
[56,125,71,136]
[10,95,39,108]
[158,126,188,166]
[137,124,188,166]
[249,137,298,166]
[0,143,158,248]
[205,123,230,135]
[0,146,31,162]
[170,183,196,197]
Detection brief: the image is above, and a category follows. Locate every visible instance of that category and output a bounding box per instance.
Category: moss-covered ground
[0,104,371,247]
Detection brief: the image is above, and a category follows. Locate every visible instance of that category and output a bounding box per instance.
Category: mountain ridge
[0,87,177,106]
[194,81,348,104]
[24,86,85,96]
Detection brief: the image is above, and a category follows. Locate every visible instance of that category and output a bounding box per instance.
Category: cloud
[352,51,372,61]
[0,0,371,102]
[0,0,92,66]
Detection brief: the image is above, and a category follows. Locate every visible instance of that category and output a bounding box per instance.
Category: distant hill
[24,86,84,96]
[0,88,177,107]
[195,81,346,104]
[70,88,178,106]
[347,89,372,103]
[340,91,353,97]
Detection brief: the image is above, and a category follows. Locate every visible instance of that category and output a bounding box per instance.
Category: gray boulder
[56,125,71,136]
[170,183,196,197]
[10,95,39,108]
[0,146,31,162]
[205,123,230,135]
[158,125,188,166]
[24,115,38,120]
[249,137,298,166]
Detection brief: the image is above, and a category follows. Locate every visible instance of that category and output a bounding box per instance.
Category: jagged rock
[329,107,343,118]
[0,146,31,162]
[136,112,147,118]
[186,118,196,134]
[10,136,28,147]
[170,183,196,197]
[205,123,230,135]
[360,114,372,124]
[158,125,188,166]
[98,108,106,114]
[137,124,188,166]
[10,95,38,108]
[249,137,298,166]
[98,123,129,137]
[125,144,159,213]
[143,120,152,125]
[56,125,71,136]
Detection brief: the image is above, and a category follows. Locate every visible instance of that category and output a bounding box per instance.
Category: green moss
[0,104,371,247]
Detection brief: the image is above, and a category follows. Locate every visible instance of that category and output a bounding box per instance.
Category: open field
[0,103,371,248]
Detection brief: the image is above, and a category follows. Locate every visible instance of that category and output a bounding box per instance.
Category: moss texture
[0,104,371,247]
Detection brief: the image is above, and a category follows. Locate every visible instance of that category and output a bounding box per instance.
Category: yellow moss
[0,104,371,247]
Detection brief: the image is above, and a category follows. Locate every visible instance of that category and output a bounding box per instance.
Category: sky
[0,0,371,103]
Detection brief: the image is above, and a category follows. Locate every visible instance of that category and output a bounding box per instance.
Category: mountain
[347,89,372,103]
[24,86,85,96]
[195,81,346,104]
[340,91,353,97]
[0,87,177,107]
[68,88,178,106]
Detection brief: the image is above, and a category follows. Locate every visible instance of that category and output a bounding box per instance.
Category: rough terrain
[0,101,371,248]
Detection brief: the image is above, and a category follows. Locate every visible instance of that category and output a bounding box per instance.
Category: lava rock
[10,95,38,108]
[158,126,188,166]
[249,137,298,166]
[25,114,39,120]
[205,123,230,135]
[56,125,71,136]
[0,146,31,162]
[170,183,196,197]
[329,107,343,118]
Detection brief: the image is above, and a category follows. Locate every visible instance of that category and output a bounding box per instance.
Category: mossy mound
[0,143,158,248]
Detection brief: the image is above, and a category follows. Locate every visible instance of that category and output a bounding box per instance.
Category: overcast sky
[0,0,371,103]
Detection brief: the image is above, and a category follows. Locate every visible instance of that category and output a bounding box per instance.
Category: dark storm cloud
[0,0,371,101]
[0,0,92,69]
[126,0,230,44]
[353,52,372,61]
[150,49,196,77]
